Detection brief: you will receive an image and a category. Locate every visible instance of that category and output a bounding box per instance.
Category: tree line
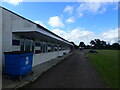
[71,39,120,50]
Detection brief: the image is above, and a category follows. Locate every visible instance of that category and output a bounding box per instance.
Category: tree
[90,40,95,46]
[99,40,106,49]
[79,42,86,47]
[112,43,119,46]
[90,39,107,49]
[89,39,120,49]
[101,41,106,46]
[112,43,120,49]
[95,39,101,49]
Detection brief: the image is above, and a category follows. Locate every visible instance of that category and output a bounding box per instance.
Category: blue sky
[1,1,119,45]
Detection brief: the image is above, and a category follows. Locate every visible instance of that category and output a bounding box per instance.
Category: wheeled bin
[4,51,33,81]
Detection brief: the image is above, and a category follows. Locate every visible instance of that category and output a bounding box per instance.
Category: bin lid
[4,51,33,54]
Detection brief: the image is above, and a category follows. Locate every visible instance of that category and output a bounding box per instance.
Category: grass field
[87,50,118,88]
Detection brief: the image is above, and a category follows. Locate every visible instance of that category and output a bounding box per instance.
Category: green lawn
[87,50,118,88]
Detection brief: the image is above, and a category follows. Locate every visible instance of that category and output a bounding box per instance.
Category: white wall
[32,50,70,67]
[2,9,13,52]
[2,8,13,67]
[2,8,37,67]
[0,7,2,90]
[11,12,36,32]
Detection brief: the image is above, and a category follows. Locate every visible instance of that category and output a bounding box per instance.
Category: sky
[1,0,119,45]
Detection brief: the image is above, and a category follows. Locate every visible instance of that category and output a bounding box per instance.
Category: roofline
[1,6,74,46]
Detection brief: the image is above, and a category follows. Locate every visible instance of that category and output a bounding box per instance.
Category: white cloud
[52,28,95,45]
[100,28,119,44]
[52,27,119,45]
[77,2,108,15]
[3,0,24,5]
[66,17,75,23]
[48,16,65,28]
[64,6,74,14]
[34,20,46,28]
[52,28,67,37]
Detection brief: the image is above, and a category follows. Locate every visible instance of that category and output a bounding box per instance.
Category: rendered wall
[2,8,12,67]
[0,7,2,90]
[2,8,37,66]
[32,50,70,67]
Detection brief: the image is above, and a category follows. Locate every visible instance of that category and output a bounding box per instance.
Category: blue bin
[4,51,33,77]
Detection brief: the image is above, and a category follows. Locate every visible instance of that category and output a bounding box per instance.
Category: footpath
[28,51,106,88]
[2,52,74,89]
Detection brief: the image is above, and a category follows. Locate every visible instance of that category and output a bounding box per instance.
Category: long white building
[1,7,74,69]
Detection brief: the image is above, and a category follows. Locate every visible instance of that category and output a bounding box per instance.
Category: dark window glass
[32,42,34,52]
[51,45,53,52]
[48,44,51,52]
[55,45,57,51]
[12,40,20,46]
[43,44,45,53]
[20,40,24,51]
[25,40,31,51]
[40,43,43,53]
[35,43,41,46]
[45,44,48,52]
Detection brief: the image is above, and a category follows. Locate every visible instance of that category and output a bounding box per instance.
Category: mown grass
[87,50,118,88]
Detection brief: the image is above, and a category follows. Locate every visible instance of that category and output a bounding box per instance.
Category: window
[20,39,35,52]
[51,45,54,52]
[35,42,41,54]
[62,46,64,50]
[48,44,51,52]
[20,39,24,51]
[35,43,41,46]
[25,40,31,51]
[44,43,48,53]
[12,39,20,46]
[55,45,58,51]
[59,46,62,51]
[31,42,34,52]
[40,43,46,53]
[43,44,46,53]
[41,43,43,53]
[57,45,59,51]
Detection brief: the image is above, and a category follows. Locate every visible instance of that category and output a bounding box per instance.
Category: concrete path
[27,50,106,88]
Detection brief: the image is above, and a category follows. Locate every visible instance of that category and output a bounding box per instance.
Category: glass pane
[25,40,31,51]
[20,40,24,51]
